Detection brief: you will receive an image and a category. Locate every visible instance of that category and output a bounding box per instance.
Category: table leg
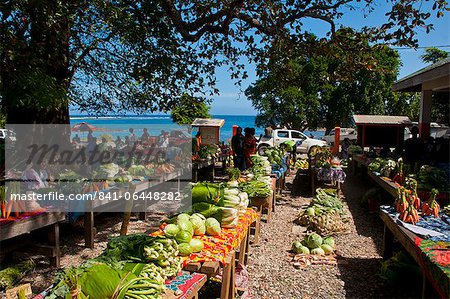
[382,224,394,259]
[220,252,236,299]
[84,211,95,249]
[238,230,249,265]
[48,223,60,267]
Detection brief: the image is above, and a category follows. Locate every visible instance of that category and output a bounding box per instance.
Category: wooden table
[183,215,256,299]
[380,209,449,298]
[0,212,65,267]
[84,171,182,248]
[368,172,398,198]
[163,271,207,299]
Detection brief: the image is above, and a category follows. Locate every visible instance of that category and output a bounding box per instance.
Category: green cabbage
[177,213,191,223]
[323,236,335,248]
[311,247,325,255]
[190,217,206,236]
[175,230,192,244]
[189,239,204,253]
[190,213,206,221]
[292,241,302,253]
[304,233,323,249]
[205,218,221,235]
[177,220,194,235]
[321,244,334,255]
[178,243,193,256]
[306,207,315,216]
[163,224,179,238]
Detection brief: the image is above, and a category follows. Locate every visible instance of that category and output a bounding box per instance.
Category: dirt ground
[3,169,423,298]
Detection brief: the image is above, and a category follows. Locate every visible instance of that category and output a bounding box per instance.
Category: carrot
[6,200,14,219]
[1,203,5,218]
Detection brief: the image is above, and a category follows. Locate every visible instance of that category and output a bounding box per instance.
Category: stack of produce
[368,158,396,177]
[193,144,221,160]
[297,189,348,235]
[292,233,335,256]
[348,145,363,155]
[163,213,219,255]
[417,165,450,191]
[189,182,249,228]
[309,146,333,168]
[295,159,309,170]
[48,234,181,299]
[238,178,272,199]
[249,155,272,177]
[264,147,286,166]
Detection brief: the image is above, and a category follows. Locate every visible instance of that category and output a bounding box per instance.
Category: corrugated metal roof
[192,118,225,127]
[393,58,450,92]
[353,114,412,125]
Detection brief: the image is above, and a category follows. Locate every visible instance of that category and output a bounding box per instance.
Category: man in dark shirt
[232,127,246,170]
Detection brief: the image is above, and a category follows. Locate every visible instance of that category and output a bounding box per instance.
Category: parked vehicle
[321,128,357,145]
[257,129,327,155]
[0,129,16,141]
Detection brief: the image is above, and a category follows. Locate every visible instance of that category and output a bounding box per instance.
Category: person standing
[232,127,246,170]
[244,128,257,169]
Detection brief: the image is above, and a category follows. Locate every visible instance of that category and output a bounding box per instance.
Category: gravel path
[247,171,394,299]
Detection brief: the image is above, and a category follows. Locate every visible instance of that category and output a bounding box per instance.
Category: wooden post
[220,251,236,299]
[419,90,432,139]
[48,222,60,267]
[84,211,95,249]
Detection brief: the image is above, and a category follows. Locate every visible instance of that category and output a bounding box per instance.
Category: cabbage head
[190,217,206,236]
[321,244,334,255]
[190,213,206,222]
[189,239,204,253]
[311,247,325,255]
[177,213,191,223]
[177,220,194,235]
[163,224,179,238]
[322,236,335,248]
[304,233,323,249]
[175,230,192,244]
[205,218,221,236]
[178,243,193,256]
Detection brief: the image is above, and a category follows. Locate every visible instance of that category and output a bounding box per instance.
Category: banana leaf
[191,182,224,206]
[80,263,135,299]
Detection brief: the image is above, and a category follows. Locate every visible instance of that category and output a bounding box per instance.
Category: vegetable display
[422,189,440,218]
[297,189,348,235]
[238,180,272,199]
[48,235,183,299]
[249,155,272,177]
[292,234,335,256]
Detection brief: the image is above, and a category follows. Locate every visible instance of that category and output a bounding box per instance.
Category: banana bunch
[295,159,309,170]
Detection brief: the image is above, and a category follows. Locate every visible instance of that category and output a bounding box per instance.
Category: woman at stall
[243,128,257,169]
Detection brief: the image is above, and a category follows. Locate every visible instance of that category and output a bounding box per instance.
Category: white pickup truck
[321,128,357,145]
[257,129,327,155]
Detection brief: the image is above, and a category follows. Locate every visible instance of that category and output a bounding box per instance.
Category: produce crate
[250,194,273,222]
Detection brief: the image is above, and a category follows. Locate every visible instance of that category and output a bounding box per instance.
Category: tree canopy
[421,47,449,64]
[170,94,211,125]
[0,0,447,123]
[246,29,421,133]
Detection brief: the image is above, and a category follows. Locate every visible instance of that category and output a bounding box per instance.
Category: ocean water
[70,115,324,141]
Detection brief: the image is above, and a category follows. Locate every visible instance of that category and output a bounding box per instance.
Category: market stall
[0,211,65,267]
[380,207,449,298]
[308,147,346,196]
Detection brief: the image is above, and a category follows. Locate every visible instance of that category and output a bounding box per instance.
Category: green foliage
[1,1,447,123]
[171,94,211,125]
[421,47,449,64]
[246,29,418,132]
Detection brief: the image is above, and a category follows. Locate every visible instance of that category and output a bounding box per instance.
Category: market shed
[353,115,412,149]
[393,58,450,139]
[192,118,225,145]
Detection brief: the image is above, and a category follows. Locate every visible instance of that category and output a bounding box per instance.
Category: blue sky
[70,2,449,116]
[211,2,450,115]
